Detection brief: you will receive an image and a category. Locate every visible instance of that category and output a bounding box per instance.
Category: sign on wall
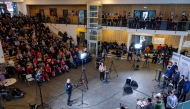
[154,38,165,44]
[178,55,190,78]
[171,52,180,65]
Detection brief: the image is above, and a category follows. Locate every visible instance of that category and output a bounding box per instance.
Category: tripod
[152,70,159,82]
[142,58,149,68]
[103,52,109,63]
[77,68,88,90]
[108,61,118,79]
[37,82,49,109]
[131,59,136,70]
[75,87,88,107]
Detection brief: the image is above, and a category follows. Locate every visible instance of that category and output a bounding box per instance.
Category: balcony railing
[42,17,190,31]
[128,19,190,32]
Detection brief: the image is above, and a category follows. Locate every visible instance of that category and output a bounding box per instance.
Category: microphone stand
[74,85,88,108]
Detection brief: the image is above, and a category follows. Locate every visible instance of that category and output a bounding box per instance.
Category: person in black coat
[177,75,185,98]
[172,68,180,89]
[178,77,190,102]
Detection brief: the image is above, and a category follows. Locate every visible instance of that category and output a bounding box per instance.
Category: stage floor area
[3,58,190,109]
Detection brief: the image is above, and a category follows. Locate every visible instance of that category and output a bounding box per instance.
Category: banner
[171,52,181,65]
[178,55,190,78]
[154,38,165,44]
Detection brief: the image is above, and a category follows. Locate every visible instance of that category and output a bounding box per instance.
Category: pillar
[178,35,184,53]
[127,32,131,51]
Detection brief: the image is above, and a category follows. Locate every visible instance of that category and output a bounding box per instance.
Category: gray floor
[2,57,190,109]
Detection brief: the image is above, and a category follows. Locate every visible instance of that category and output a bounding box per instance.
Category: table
[3,78,17,87]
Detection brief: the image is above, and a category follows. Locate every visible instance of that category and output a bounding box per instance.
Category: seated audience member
[155,96,162,109]
[8,58,14,67]
[152,53,157,64]
[45,64,52,78]
[144,98,155,109]
[12,88,25,98]
[166,91,178,109]
[0,82,11,101]
[177,75,185,98]
[178,77,190,102]
[16,64,23,79]
[144,45,150,53]
[0,72,5,81]
[157,44,162,53]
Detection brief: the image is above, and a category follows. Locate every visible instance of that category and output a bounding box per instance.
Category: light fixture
[134,44,142,49]
[80,53,87,60]
[144,6,147,9]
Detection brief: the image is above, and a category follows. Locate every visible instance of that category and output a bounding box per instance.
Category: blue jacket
[165,69,173,77]
[65,83,73,94]
[171,65,178,73]
[183,81,190,93]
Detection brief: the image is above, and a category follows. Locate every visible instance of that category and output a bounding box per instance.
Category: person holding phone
[64,79,74,106]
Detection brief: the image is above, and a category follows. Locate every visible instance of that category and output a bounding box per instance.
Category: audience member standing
[177,75,185,98]
[172,68,180,89]
[166,91,178,109]
[178,77,190,102]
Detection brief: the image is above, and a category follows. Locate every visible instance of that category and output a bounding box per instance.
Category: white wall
[16,2,28,15]
[44,23,86,44]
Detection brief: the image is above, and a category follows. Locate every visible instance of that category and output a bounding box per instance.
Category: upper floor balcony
[43,16,190,35]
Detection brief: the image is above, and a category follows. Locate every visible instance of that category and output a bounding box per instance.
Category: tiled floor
[2,57,190,109]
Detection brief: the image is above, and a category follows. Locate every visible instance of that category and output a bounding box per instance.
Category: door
[79,32,85,45]
[88,40,98,57]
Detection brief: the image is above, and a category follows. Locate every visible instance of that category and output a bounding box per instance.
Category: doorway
[88,40,98,57]
[79,32,85,46]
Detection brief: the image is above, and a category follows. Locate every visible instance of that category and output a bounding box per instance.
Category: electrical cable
[82,90,122,108]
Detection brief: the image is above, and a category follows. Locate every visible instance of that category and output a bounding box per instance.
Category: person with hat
[178,77,190,102]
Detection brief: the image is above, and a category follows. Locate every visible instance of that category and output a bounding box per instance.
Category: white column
[127,32,131,51]
[178,35,184,53]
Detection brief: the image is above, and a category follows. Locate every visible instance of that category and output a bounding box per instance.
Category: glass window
[90,6,97,11]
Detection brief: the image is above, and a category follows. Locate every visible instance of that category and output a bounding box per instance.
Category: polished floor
[2,57,190,109]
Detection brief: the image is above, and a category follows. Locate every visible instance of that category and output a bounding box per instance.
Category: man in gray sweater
[166,91,178,109]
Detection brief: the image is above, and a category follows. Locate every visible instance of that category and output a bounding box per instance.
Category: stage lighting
[134,44,142,49]
[80,53,87,60]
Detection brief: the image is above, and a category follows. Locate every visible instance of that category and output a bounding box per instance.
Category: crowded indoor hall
[0,0,190,109]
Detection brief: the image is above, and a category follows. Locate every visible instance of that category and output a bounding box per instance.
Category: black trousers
[179,91,188,102]
[100,72,104,80]
[172,80,178,89]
